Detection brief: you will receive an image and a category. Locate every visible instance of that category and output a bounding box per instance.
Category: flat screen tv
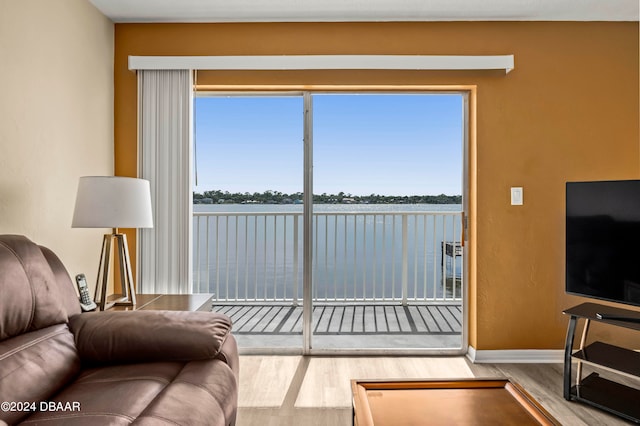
[566,180,640,307]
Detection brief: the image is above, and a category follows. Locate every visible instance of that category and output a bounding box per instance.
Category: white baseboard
[467,346,564,363]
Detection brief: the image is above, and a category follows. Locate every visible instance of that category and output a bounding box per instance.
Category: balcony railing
[193,210,463,304]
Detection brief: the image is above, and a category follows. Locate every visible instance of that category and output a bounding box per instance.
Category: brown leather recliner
[0,235,238,426]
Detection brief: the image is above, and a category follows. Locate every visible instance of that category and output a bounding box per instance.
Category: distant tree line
[193,189,461,205]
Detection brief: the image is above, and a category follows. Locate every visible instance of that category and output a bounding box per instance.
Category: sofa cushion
[0,236,68,341]
[0,324,80,425]
[134,360,237,426]
[21,359,237,426]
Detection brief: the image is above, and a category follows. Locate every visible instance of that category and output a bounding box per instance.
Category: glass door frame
[300,88,472,355]
[194,86,474,356]
[303,92,314,353]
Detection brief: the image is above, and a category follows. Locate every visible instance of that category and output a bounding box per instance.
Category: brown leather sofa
[0,235,238,426]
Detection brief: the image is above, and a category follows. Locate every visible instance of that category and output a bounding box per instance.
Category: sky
[194,93,463,196]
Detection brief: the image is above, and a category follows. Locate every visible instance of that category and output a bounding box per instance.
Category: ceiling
[89,0,639,23]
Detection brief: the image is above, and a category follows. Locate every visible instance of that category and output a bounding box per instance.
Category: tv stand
[595,312,640,323]
[563,302,640,423]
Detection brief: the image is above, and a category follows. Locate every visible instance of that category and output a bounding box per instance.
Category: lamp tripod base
[94,232,137,311]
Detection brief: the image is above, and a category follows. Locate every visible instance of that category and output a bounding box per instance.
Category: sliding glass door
[310,93,465,351]
[193,94,304,350]
[193,91,467,354]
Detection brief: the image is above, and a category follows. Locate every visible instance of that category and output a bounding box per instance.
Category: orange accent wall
[114,22,639,350]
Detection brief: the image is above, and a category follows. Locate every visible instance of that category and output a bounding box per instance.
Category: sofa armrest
[69,310,233,364]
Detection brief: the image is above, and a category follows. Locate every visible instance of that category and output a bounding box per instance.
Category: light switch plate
[511,187,523,205]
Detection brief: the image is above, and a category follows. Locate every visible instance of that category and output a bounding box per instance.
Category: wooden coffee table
[351,378,560,426]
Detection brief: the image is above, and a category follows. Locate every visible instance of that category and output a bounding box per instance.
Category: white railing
[193,210,463,303]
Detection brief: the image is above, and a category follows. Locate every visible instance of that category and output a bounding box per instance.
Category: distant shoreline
[194,190,461,206]
[193,200,461,205]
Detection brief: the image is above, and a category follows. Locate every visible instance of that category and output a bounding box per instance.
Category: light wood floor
[236,356,636,425]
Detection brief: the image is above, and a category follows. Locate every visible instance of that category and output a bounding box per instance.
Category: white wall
[0,0,114,289]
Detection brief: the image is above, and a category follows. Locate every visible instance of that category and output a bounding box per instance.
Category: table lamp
[72,176,153,310]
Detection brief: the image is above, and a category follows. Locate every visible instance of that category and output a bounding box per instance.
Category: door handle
[461,211,466,248]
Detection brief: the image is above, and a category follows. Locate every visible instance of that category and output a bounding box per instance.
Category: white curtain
[138,70,192,294]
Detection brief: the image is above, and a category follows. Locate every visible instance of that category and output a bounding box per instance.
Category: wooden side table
[108,293,214,312]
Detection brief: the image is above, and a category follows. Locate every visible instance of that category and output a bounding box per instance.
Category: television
[566,180,640,308]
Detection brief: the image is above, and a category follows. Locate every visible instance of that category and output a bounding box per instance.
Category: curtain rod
[129,55,514,74]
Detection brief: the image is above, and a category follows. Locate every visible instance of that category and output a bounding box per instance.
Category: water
[193,204,463,301]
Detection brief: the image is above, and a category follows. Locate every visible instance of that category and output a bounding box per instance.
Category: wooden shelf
[570,373,640,424]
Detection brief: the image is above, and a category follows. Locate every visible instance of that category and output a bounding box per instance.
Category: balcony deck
[212,302,463,350]
[213,302,461,335]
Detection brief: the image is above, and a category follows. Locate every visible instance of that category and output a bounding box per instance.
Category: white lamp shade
[72,176,153,228]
